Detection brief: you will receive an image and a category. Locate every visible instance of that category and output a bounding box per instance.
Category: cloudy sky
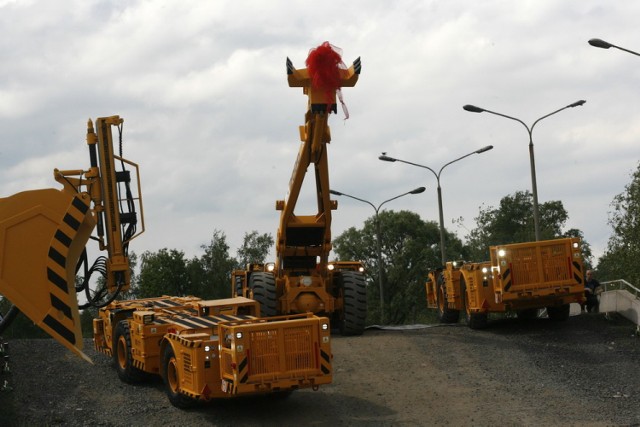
[1,0,638,265]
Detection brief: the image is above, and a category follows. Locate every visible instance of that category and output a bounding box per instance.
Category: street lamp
[463,100,586,241]
[330,186,426,325]
[588,38,640,57]
[379,147,493,266]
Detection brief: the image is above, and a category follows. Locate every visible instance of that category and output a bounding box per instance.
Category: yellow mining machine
[93,295,332,408]
[426,237,585,328]
[232,43,367,335]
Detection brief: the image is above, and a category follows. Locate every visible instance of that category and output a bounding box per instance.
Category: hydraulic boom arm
[0,116,144,361]
[276,47,361,274]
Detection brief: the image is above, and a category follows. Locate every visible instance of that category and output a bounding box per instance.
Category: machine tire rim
[117,336,127,370]
[167,357,179,394]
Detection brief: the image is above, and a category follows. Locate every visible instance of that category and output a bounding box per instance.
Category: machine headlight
[204,345,211,352]
[482,267,488,274]
[321,323,329,331]
[497,249,506,257]
[358,266,365,272]
[572,242,579,249]
[266,262,275,272]
[235,332,243,340]
[327,264,335,271]
[301,276,313,286]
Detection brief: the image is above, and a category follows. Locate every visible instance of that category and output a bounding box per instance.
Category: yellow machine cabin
[93,296,332,408]
[426,237,585,328]
[232,43,366,335]
[0,116,143,361]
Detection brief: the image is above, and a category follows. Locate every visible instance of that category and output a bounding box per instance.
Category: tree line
[2,162,639,335]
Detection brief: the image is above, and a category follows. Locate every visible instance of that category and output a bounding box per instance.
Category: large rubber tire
[234,275,244,297]
[461,277,488,330]
[338,271,366,336]
[250,272,278,317]
[113,320,148,384]
[435,273,459,324]
[547,304,570,322]
[162,344,198,409]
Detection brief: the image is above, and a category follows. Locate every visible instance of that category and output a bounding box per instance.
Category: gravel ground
[1,312,639,426]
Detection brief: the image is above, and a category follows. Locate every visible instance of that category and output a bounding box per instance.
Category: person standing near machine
[584,270,601,313]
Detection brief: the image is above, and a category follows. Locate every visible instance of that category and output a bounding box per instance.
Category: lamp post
[330,186,426,325]
[463,100,586,241]
[379,147,493,266]
[588,38,640,57]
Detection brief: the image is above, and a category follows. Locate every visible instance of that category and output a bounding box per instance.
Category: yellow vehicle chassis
[94,296,332,407]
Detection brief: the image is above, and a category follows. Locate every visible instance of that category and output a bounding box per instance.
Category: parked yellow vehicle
[426,237,585,328]
[93,295,332,407]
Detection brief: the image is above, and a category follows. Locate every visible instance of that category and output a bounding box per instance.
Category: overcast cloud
[1,0,639,264]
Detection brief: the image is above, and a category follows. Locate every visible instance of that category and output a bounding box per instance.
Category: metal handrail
[600,279,640,299]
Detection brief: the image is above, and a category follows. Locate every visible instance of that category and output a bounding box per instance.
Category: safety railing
[601,279,640,299]
[599,279,640,334]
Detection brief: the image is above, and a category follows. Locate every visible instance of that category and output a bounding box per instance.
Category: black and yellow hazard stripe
[502,268,512,292]
[237,354,249,385]
[132,358,145,371]
[215,313,251,322]
[152,298,184,308]
[320,348,331,375]
[170,316,214,330]
[166,333,205,349]
[168,313,255,331]
[572,260,583,285]
[42,195,90,347]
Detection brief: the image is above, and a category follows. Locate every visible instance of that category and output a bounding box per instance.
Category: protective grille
[249,330,280,375]
[511,243,570,286]
[249,325,314,375]
[284,325,314,371]
[181,352,194,388]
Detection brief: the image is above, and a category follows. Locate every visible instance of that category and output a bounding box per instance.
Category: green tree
[597,163,640,284]
[466,190,574,261]
[118,251,139,299]
[333,210,465,325]
[235,231,274,268]
[137,248,191,298]
[130,230,272,301]
[190,230,237,299]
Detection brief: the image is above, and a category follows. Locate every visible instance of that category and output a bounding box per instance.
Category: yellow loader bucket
[0,188,95,362]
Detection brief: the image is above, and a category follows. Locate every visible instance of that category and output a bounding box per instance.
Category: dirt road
[3,312,639,426]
